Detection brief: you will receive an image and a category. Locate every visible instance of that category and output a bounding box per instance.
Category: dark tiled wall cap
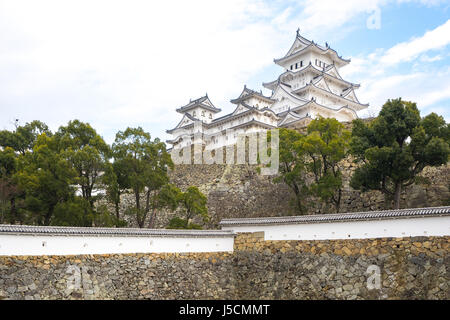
[0,225,235,238]
[219,206,450,226]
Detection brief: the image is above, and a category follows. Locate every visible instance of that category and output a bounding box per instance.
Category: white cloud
[420,54,444,62]
[0,0,448,144]
[0,0,285,141]
[380,19,450,65]
[339,20,450,120]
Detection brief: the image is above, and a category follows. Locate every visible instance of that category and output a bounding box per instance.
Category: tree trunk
[114,190,121,220]
[394,183,402,209]
[10,197,16,224]
[44,206,54,226]
[334,188,342,213]
[134,187,143,227]
[115,201,120,220]
[292,182,304,215]
[134,188,140,210]
[148,207,156,229]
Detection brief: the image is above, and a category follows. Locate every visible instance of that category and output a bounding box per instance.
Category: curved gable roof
[274,33,351,67]
[166,112,198,133]
[230,85,275,104]
[271,81,308,103]
[176,95,221,114]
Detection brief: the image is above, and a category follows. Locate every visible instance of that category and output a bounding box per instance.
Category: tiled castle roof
[176,95,221,114]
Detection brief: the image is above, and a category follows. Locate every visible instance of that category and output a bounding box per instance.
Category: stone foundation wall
[233,233,449,300]
[99,118,449,229]
[107,162,449,229]
[0,234,448,300]
[164,163,449,229]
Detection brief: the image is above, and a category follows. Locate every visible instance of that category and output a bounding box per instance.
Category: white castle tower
[167,30,368,150]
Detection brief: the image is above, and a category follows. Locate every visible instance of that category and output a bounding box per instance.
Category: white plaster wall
[0,234,234,256]
[280,52,310,71]
[221,216,450,241]
[190,107,213,123]
[315,53,332,67]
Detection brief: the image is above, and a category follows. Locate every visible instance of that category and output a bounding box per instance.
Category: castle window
[295,63,298,69]
[193,111,196,117]
[290,65,293,70]
[201,111,205,117]
[209,113,212,119]
[300,61,303,67]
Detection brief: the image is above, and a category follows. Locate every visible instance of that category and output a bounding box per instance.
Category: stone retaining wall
[0,233,448,300]
[106,162,449,229]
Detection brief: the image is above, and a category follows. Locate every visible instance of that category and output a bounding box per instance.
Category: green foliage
[0,147,19,223]
[350,98,449,209]
[51,197,92,227]
[15,134,77,225]
[112,127,174,228]
[55,120,111,209]
[0,120,123,227]
[301,117,350,213]
[178,186,208,223]
[166,186,208,229]
[93,204,127,227]
[0,147,17,176]
[0,120,177,228]
[273,120,349,214]
[166,217,202,230]
[102,158,131,220]
[417,112,449,143]
[0,121,53,224]
[272,128,309,214]
[155,183,182,212]
[0,120,51,155]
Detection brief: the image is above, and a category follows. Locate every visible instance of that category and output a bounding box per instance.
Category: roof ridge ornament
[296,28,300,37]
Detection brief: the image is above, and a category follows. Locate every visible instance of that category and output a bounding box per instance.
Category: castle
[167,30,368,150]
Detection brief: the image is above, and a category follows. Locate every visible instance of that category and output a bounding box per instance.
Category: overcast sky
[1,0,449,144]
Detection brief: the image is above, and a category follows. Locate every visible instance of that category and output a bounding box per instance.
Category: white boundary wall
[0,234,235,256]
[221,216,450,241]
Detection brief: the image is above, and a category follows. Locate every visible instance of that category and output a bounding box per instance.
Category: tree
[350,98,449,209]
[0,120,51,155]
[271,128,309,214]
[55,120,110,210]
[167,186,208,229]
[421,112,450,143]
[102,159,131,222]
[112,127,173,228]
[0,147,19,223]
[15,134,77,225]
[148,183,181,228]
[300,117,350,213]
[0,120,51,223]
